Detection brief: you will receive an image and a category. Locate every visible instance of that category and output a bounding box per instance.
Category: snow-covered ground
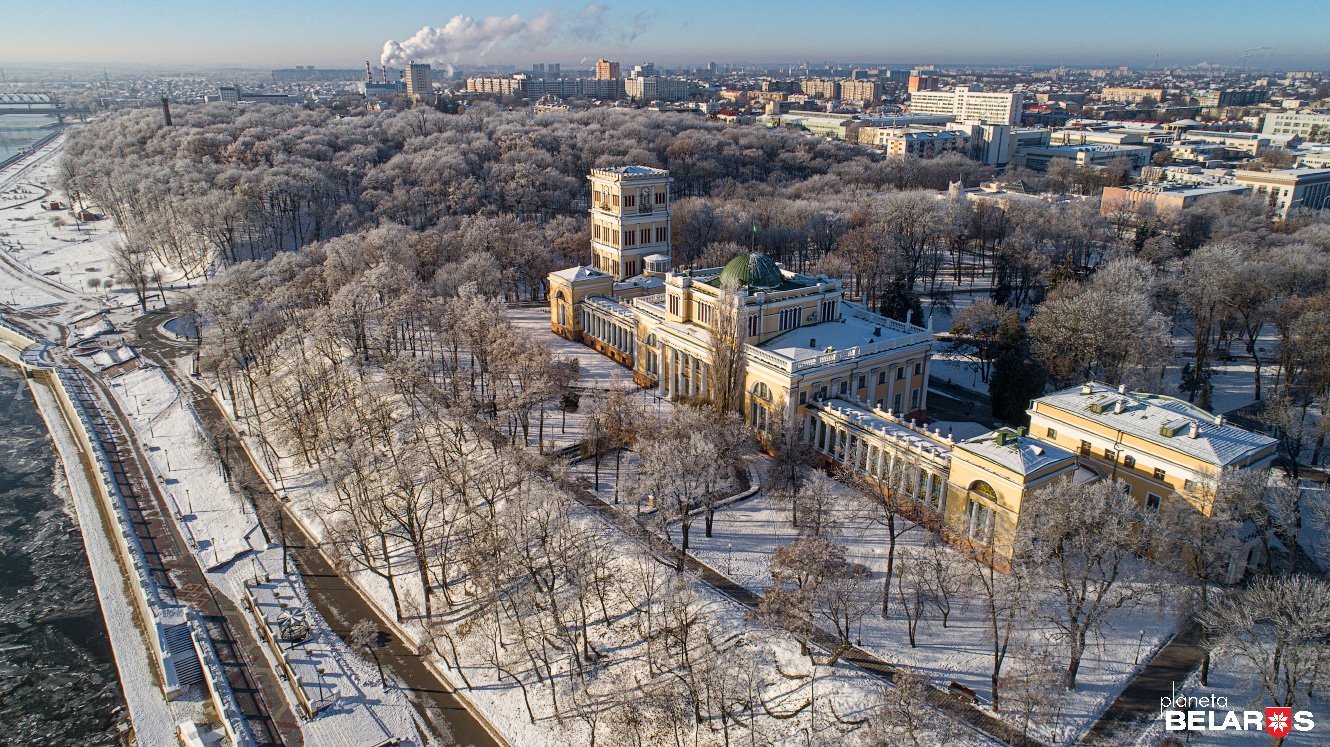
[512,304,1183,743]
[24,374,200,746]
[682,484,1183,745]
[96,358,428,747]
[109,364,265,568]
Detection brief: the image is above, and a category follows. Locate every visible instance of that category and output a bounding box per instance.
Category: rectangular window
[624,194,635,207]
[655,226,667,242]
[896,367,904,381]
[819,386,828,400]
[914,361,923,376]
[799,390,807,405]
[840,380,848,394]
[640,228,650,245]
[1153,467,1166,481]
[622,230,634,247]
[747,315,760,337]
[893,393,903,412]
[1080,440,1092,456]
[910,388,920,408]
[1046,427,1057,439]
[878,371,887,385]
[1183,479,1197,491]
[655,191,666,205]
[1146,493,1162,512]
[858,375,866,390]
[612,193,619,207]
[1105,448,1116,460]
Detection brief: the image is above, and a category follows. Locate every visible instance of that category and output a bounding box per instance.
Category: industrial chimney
[160,95,172,126]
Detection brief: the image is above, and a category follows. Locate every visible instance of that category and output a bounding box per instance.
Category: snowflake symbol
[1268,711,1290,732]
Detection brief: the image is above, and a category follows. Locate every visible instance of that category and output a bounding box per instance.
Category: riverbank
[0,361,126,744]
[0,341,178,745]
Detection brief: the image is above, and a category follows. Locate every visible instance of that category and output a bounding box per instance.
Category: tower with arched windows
[588,166,673,280]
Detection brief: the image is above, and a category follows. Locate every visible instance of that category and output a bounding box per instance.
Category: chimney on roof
[1081,383,1093,395]
[1117,383,1127,394]
[1189,421,1199,439]
[1216,414,1225,426]
[1114,399,1125,414]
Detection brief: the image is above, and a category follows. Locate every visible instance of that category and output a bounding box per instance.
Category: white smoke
[381,4,612,67]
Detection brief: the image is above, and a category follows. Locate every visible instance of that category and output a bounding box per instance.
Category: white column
[671,349,681,400]
[700,362,709,399]
[690,356,699,397]
[658,347,667,396]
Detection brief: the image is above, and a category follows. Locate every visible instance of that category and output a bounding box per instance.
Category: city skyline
[4,0,1330,70]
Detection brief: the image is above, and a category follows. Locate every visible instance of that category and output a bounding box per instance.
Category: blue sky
[4,0,1328,69]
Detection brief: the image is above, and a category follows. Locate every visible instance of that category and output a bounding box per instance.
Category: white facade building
[909,86,1023,126]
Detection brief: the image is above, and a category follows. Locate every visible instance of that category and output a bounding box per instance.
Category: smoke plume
[381,4,611,67]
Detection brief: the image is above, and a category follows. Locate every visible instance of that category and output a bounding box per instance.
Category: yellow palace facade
[549,166,1277,568]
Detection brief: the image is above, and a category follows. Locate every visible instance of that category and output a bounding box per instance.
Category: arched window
[555,290,567,326]
[969,480,999,505]
[749,381,774,433]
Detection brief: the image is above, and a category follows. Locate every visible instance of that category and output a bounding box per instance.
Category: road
[132,311,499,747]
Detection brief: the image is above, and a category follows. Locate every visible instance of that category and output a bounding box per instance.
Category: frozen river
[0,362,127,743]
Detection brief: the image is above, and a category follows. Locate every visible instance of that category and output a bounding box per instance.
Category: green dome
[717,252,783,290]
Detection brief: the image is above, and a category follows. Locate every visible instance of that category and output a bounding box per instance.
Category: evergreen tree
[989,344,1047,426]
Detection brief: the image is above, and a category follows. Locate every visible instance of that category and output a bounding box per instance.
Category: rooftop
[958,427,1077,477]
[551,265,611,283]
[1033,382,1276,467]
[754,303,932,373]
[590,165,671,179]
[817,398,953,462]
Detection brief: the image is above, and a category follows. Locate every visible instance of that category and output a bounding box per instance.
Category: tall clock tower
[588,166,673,280]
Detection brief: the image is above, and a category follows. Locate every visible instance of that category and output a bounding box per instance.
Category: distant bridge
[0,93,86,117]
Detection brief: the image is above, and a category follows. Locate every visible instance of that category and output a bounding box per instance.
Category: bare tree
[708,276,747,415]
[967,541,1028,711]
[1202,574,1330,736]
[1016,477,1159,690]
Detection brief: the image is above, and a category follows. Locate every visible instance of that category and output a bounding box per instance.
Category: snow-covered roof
[756,303,933,372]
[91,345,137,369]
[614,275,666,294]
[818,398,953,462]
[957,428,1077,477]
[1033,382,1276,467]
[551,265,610,283]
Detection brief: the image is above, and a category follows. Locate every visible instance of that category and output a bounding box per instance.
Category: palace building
[549,166,1277,570]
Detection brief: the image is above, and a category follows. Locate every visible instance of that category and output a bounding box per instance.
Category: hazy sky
[4,0,1328,70]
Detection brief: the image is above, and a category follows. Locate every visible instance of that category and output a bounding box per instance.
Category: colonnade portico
[804,404,951,516]
[583,307,635,356]
[654,343,710,400]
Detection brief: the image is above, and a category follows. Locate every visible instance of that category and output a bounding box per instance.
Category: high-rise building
[1262,111,1330,140]
[595,59,621,80]
[908,74,938,93]
[909,86,1023,126]
[406,63,432,99]
[839,79,880,102]
[624,75,692,102]
[801,79,839,100]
